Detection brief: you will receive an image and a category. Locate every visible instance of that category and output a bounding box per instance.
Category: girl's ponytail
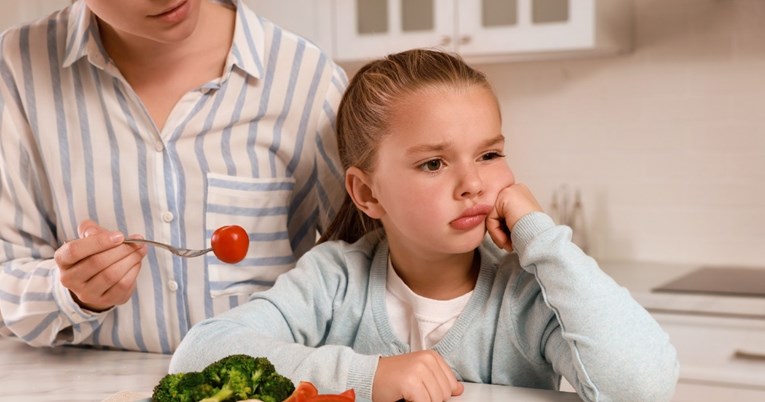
[318,194,380,244]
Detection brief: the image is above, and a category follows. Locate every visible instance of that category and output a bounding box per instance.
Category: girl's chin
[450,233,487,253]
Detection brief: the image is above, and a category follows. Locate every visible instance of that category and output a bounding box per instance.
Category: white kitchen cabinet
[650,313,765,402]
[332,0,632,63]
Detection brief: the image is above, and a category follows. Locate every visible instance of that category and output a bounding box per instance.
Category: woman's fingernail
[110,232,125,243]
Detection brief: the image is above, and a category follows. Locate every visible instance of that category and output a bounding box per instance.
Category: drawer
[672,381,765,402]
[651,312,765,390]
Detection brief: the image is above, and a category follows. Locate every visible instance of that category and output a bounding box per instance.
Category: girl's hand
[373,350,464,402]
[486,183,543,252]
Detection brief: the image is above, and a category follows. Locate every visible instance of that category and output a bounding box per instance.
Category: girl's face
[369,85,515,259]
[85,0,203,45]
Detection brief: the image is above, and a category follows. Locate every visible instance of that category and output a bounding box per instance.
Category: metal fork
[123,238,213,258]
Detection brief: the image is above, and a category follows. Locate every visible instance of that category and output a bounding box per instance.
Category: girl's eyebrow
[482,134,506,148]
[405,134,505,156]
[405,142,450,156]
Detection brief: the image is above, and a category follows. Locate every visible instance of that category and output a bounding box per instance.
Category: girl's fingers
[434,352,462,397]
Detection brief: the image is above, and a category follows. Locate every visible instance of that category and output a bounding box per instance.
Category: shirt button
[162,211,174,222]
[155,142,164,152]
[168,281,178,292]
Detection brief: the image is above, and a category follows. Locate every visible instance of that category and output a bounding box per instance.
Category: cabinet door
[457,0,595,58]
[334,0,456,62]
[652,312,765,401]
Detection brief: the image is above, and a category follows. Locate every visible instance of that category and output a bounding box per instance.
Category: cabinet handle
[438,36,452,46]
[733,349,765,361]
[459,35,472,45]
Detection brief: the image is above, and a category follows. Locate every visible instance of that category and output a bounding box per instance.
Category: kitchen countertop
[600,261,765,318]
[0,337,581,402]
[6,260,733,402]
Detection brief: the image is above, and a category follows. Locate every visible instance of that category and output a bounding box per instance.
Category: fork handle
[122,238,179,253]
[122,238,212,258]
[123,238,167,248]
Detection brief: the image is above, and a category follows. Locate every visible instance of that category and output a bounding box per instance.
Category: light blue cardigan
[170,213,678,402]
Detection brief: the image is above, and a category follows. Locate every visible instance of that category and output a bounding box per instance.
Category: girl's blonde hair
[319,49,496,244]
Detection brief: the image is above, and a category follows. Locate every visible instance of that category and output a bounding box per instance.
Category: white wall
[244,0,333,52]
[4,0,762,267]
[480,0,765,267]
[0,0,70,32]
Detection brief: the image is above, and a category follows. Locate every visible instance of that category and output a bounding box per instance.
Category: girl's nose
[455,165,483,199]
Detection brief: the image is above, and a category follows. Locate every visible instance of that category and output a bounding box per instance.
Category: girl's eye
[419,159,443,172]
[480,151,505,161]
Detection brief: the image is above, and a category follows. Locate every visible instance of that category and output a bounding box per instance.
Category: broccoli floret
[153,373,185,402]
[201,354,258,401]
[178,372,218,401]
[253,372,295,402]
[249,356,276,389]
[153,354,294,402]
[153,372,218,402]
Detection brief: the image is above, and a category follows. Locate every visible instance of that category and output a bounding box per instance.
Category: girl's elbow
[588,348,679,402]
[635,346,679,401]
[612,354,679,402]
[641,357,679,402]
[168,323,220,373]
[168,336,201,373]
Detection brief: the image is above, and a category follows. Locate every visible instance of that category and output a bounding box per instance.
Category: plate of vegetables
[151,355,354,402]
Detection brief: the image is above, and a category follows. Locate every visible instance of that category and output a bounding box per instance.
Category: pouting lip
[452,204,493,223]
[149,0,188,17]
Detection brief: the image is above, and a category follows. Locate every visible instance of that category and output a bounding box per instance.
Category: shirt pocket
[205,173,297,298]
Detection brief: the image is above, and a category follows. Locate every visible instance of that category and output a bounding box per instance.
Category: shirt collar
[62,1,110,69]
[228,0,264,79]
[62,0,264,79]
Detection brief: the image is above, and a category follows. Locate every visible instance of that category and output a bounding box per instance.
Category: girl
[170,49,678,402]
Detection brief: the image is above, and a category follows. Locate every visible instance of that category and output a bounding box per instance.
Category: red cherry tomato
[307,389,355,402]
[284,381,319,402]
[284,382,355,402]
[211,225,249,264]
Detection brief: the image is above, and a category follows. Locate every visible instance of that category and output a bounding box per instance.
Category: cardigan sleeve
[510,212,679,402]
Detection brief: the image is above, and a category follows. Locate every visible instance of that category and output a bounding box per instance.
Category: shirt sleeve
[510,212,679,402]
[0,42,105,346]
[313,63,348,235]
[169,245,378,400]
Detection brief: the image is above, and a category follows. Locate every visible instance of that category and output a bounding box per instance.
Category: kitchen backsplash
[480,0,764,267]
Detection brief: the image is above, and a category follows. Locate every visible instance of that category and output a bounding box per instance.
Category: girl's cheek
[497,167,516,188]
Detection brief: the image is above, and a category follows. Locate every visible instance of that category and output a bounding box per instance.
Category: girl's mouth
[450,204,492,231]
[449,214,488,231]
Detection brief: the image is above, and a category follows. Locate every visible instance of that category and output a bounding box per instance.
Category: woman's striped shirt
[0,0,347,353]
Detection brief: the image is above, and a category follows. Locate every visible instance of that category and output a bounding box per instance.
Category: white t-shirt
[385,258,472,351]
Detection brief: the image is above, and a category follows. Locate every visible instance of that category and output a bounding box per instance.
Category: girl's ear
[345,167,384,219]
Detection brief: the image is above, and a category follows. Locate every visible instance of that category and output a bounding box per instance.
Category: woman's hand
[486,183,543,252]
[373,350,464,402]
[54,220,147,312]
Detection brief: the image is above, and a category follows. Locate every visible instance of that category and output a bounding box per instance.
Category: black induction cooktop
[653,266,765,298]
